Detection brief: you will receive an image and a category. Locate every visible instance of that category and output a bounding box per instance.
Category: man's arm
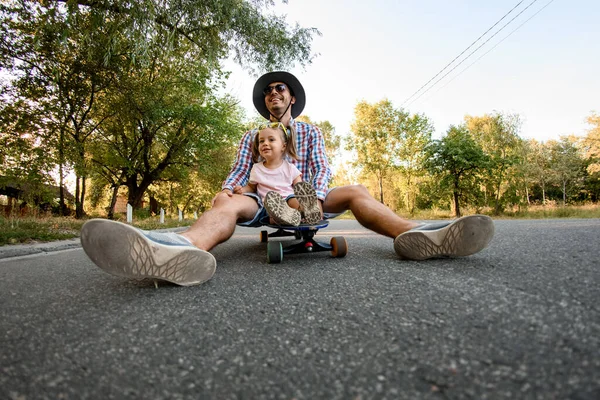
[306,124,332,201]
[222,129,255,192]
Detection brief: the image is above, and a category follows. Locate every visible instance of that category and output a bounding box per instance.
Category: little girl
[233,122,320,226]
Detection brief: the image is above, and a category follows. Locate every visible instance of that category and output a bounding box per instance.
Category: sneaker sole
[394,215,495,260]
[81,219,216,286]
[293,182,321,225]
[264,191,301,226]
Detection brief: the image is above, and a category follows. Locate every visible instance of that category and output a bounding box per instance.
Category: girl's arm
[233,182,257,194]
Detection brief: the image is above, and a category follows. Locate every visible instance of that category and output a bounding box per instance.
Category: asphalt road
[1,219,599,400]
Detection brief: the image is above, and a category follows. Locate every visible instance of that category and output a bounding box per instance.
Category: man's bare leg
[322,185,419,238]
[181,193,259,251]
[322,184,494,260]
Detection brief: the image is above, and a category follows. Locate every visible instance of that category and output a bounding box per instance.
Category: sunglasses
[258,122,288,137]
[262,83,288,96]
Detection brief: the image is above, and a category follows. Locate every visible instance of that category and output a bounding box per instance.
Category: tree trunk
[58,128,67,216]
[126,176,155,210]
[453,178,461,218]
[182,196,193,215]
[405,174,413,214]
[59,163,66,216]
[75,177,82,219]
[149,196,159,215]
[542,181,546,205]
[494,179,502,215]
[107,185,119,219]
[378,175,384,204]
[563,180,567,206]
[453,190,461,217]
[75,176,86,219]
[80,176,86,215]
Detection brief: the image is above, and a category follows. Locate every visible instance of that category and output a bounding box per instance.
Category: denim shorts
[237,188,343,228]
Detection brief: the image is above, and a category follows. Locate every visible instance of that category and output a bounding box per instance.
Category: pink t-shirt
[249,160,302,201]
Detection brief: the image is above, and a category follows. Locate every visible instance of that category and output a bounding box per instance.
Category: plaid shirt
[223,121,332,200]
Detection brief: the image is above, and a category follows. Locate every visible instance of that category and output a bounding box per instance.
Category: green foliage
[0,216,81,245]
[1,0,318,217]
[548,136,586,205]
[465,112,523,214]
[349,100,411,204]
[425,125,489,217]
[521,139,553,204]
[583,113,600,176]
[0,215,194,245]
[296,115,341,165]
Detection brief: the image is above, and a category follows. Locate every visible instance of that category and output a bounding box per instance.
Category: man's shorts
[237,188,343,228]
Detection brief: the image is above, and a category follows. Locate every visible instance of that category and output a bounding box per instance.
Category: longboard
[258,217,347,263]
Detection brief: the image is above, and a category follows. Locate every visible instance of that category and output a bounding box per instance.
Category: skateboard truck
[258,218,348,263]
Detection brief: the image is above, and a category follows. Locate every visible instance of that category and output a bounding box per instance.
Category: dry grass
[1,203,598,246]
[0,215,192,246]
[397,203,600,220]
[496,203,600,219]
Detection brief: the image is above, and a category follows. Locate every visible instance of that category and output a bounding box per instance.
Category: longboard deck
[259,217,329,231]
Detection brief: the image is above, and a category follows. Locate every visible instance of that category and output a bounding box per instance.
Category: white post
[160,208,165,224]
[193,211,198,220]
[126,204,133,223]
[178,209,183,221]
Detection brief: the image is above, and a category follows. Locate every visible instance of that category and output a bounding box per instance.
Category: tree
[395,113,433,213]
[295,116,340,165]
[348,100,433,209]
[549,136,585,206]
[87,30,245,211]
[1,3,129,217]
[1,0,319,217]
[348,100,408,204]
[425,125,489,217]
[583,113,600,176]
[465,112,523,214]
[521,139,552,205]
[0,91,61,210]
[2,0,319,72]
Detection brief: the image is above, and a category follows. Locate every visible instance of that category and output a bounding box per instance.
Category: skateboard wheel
[260,230,269,243]
[267,242,283,263]
[330,236,348,258]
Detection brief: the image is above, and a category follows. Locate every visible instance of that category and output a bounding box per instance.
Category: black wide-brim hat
[253,71,306,119]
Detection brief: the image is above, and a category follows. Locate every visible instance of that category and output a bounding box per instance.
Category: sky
[223,0,599,143]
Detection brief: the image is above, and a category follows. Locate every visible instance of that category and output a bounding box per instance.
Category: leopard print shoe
[293,182,321,225]
[264,191,301,226]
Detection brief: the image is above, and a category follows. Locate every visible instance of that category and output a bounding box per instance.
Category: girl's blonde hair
[251,122,298,163]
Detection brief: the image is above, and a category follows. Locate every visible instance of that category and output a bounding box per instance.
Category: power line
[400,0,525,107]
[423,0,556,102]
[404,0,541,108]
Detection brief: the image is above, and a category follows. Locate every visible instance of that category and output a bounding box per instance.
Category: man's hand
[233,186,244,195]
[211,189,233,206]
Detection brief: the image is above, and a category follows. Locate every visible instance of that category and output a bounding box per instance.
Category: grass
[495,204,600,219]
[1,203,598,246]
[0,214,193,246]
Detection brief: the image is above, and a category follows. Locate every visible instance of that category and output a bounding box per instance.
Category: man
[81,71,494,286]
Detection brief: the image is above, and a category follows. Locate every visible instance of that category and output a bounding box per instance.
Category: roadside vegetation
[2,203,599,246]
[1,2,600,247]
[0,214,193,246]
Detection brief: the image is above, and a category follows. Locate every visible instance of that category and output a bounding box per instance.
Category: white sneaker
[81,219,216,286]
[394,215,495,260]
